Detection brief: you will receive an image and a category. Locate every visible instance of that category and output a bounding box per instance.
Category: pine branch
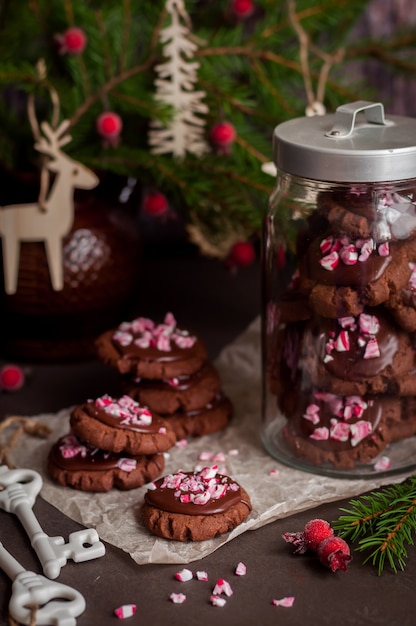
[333,477,416,575]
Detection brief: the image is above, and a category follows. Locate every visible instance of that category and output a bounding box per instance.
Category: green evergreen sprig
[333,476,416,575]
[0,0,416,256]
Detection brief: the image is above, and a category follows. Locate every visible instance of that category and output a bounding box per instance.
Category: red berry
[282,518,334,554]
[228,241,256,268]
[57,27,87,55]
[231,0,255,18]
[96,112,123,138]
[0,364,25,392]
[210,121,236,147]
[303,519,334,551]
[317,535,352,572]
[143,192,169,217]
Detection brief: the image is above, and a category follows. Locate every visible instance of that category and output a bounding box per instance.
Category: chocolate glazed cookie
[141,467,252,541]
[70,394,176,455]
[96,312,207,378]
[48,433,165,492]
[124,362,222,414]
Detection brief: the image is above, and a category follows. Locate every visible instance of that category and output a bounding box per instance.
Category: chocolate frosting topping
[145,469,250,515]
[50,434,140,472]
[84,395,164,434]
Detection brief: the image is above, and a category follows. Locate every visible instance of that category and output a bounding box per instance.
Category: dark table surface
[1,250,415,626]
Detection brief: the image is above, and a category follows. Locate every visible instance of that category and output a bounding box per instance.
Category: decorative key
[0,540,86,626]
[0,465,105,579]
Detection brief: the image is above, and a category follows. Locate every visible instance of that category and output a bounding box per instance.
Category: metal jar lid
[273,101,416,183]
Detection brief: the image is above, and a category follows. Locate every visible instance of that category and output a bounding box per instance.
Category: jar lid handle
[325,101,386,139]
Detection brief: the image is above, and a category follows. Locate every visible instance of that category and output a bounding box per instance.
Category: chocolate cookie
[387,261,416,332]
[70,394,176,455]
[301,311,415,396]
[282,391,416,470]
[96,312,207,378]
[141,466,252,541]
[164,393,233,440]
[124,362,222,414]
[48,432,165,492]
[297,234,413,318]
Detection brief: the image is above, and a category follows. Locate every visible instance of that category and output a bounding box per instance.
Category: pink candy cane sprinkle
[170,593,186,604]
[350,420,373,446]
[310,427,329,441]
[272,597,295,608]
[175,568,193,582]
[359,313,380,336]
[374,456,391,471]
[114,604,137,619]
[319,250,339,271]
[113,312,196,351]
[363,337,380,359]
[235,562,247,576]
[196,571,209,581]
[210,595,227,607]
[212,578,233,597]
[117,458,137,472]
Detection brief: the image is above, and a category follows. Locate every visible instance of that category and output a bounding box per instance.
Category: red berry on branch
[96,112,123,147]
[56,26,87,55]
[227,241,256,268]
[0,364,25,392]
[210,121,236,155]
[283,518,334,554]
[142,191,169,217]
[231,0,255,19]
[317,535,352,572]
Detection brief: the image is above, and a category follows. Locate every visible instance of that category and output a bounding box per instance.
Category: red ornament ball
[0,364,25,392]
[228,241,256,268]
[96,112,123,139]
[143,192,169,217]
[57,27,87,55]
[210,121,236,147]
[231,0,255,18]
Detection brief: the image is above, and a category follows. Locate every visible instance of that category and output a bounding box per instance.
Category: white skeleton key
[0,465,105,579]
[0,541,86,626]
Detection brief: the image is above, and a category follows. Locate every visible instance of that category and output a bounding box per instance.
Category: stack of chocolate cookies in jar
[95,312,233,442]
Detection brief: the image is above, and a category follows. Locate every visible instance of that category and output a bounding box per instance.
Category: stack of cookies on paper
[47,393,174,492]
[48,395,176,492]
[95,312,233,441]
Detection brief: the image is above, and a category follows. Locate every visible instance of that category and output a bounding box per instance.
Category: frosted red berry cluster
[283,518,351,572]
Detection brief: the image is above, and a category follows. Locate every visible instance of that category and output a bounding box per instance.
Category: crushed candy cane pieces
[196,570,209,581]
[235,562,247,576]
[113,312,197,351]
[175,568,193,582]
[212,578,233,597]
[170,593,186,604]
[268,468,280,476]
[114,604,137,619]
[272,597,295,607]
[374,455,391,471]
[210,595,227,607]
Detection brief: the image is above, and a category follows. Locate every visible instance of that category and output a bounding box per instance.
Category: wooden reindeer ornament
[0,119,99,295]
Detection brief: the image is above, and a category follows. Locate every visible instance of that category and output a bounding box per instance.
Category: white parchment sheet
[10,318,412,564]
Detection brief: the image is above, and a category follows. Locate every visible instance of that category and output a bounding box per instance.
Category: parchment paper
[9,317,414,564]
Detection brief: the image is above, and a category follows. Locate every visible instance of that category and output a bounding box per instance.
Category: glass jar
[262,101,416,478]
